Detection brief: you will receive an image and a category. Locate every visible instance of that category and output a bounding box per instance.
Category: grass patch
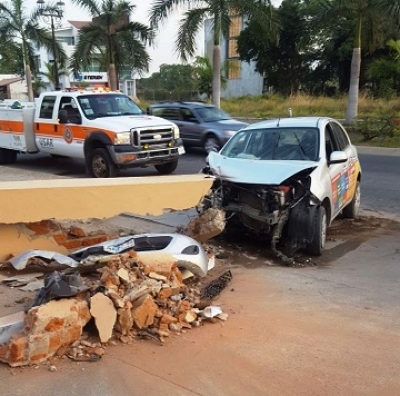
[138,94,400,147]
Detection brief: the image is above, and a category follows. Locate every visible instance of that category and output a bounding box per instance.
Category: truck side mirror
[58,109,68,124]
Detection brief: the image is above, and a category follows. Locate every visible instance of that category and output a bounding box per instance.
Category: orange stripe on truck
[34,122,115,142]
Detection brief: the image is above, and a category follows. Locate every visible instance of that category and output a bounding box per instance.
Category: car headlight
[172,124,180,139]
[222,130,236,137]
[114,132,131,145]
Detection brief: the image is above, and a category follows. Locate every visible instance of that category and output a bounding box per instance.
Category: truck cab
[0,88,184,178]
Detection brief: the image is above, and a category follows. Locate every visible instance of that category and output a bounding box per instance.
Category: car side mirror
[328,150,347,165]
[58,109,68,124]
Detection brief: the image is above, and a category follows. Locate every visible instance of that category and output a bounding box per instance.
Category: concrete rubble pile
[0,209,231,368]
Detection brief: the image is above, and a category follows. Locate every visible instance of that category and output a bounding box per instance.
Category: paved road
[0,146,400,395]
[356,147,400,219]
[0,146,399,219]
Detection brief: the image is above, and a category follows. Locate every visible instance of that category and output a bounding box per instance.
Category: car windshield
[220,127,320,161]
[77,94,142,120]
[195,106,231,122]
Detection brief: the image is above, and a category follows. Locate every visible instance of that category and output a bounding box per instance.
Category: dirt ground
[0,214,400,396]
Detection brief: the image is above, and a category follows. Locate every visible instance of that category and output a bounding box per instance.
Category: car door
[326,121,354,217]
[178,108,205,147]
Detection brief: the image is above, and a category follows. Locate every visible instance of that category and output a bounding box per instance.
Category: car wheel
[204,136,220,153]
[306,205,327,256]
[88,148,117,178]
[342,181,361,219]
[155,160,178,175]
[0,148,17,165]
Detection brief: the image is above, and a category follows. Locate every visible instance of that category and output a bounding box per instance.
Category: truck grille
[131,127,174,147]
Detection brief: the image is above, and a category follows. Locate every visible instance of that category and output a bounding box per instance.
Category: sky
[24,0,204,76]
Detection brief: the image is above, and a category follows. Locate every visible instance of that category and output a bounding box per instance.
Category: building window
[56,36,75,46]
[227,15,241,79]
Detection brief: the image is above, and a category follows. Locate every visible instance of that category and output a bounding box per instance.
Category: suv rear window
[151,107,180,121]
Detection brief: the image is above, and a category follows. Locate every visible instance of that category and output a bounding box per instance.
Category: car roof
[150,101,212,109]
[245,116,335,130]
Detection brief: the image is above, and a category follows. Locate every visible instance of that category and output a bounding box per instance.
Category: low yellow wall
[0,174,213,223]
[0,174,213,261]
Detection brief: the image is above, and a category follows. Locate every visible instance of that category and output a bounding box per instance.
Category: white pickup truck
[0,89,185,177]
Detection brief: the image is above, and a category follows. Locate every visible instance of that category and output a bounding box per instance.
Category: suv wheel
[204,136,220,153]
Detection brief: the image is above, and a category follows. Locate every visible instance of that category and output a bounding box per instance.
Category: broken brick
[131,294,158,329]
[69,225,86,238]
[25,220,61,235]
[185,208,226,242]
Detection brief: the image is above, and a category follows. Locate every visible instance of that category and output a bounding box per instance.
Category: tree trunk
[211,45,221,108]
[108,63,118,91]
[25,64,33,102]
[345,48,361,125]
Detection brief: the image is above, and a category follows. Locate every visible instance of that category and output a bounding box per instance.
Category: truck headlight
[114,132,131,145]
[172,125,180,139]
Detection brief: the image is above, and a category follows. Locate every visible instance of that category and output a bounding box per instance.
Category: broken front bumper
[70,233,214,277]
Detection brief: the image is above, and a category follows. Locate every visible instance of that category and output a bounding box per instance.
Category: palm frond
[149,0,190,28]
[177,7,208,61]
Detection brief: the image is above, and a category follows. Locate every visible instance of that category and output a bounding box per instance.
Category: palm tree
[149,0,275,108]
[0,0,66,101]
[319,0,400,124]
[70,0,155,91]
[193,55,228,100]
[40,61,66,90]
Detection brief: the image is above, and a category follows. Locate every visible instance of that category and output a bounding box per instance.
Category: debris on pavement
[185,208,226,243]
[0,230,233,368]
[200,270,232,300]
[0,312,25,344]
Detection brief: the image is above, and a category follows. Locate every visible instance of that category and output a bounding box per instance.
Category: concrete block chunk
[90,293,117,343]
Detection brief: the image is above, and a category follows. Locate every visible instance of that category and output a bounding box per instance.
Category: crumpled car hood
[207,152,317,184]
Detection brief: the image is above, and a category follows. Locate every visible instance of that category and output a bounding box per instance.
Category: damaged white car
[201,117,361,263]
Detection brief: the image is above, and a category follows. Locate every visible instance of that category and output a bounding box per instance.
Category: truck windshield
[77,94,143,120]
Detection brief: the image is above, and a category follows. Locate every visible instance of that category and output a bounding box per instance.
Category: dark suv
[147,101,248,153]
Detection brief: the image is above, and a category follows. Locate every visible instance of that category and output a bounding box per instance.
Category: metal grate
[131,127,173,148]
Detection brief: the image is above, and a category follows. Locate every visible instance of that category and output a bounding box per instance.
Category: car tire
[155,159,178,175]
[306,205,327,256]
[342,180,361,219]
[204,135,220,153]
[88,148,117,178]
[0,148,17,165]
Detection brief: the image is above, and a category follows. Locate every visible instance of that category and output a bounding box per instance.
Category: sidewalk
[105,208,199,234]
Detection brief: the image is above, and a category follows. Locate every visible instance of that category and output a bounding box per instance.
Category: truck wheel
[306,205,327,256]
[0,148,17,165]
[204,135,221,153]
[342,181,361,219]
[155,160,178,175]
[88,148,117,178]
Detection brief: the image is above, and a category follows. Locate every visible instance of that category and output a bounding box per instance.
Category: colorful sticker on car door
[331,161,355,212]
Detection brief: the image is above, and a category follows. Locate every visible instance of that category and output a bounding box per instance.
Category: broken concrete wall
[0,247,229,367]
[0,175,213,223]
[0,175,213,261]
[0,220,114,262]
[0,298,90,367]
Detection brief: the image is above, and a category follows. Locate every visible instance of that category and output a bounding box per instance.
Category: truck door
[35,95,59,154]
[57,97,84,158]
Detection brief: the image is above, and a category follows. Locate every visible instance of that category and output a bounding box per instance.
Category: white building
[0,75,26,100]
[36,20,136,96]
[204,15,263,98]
